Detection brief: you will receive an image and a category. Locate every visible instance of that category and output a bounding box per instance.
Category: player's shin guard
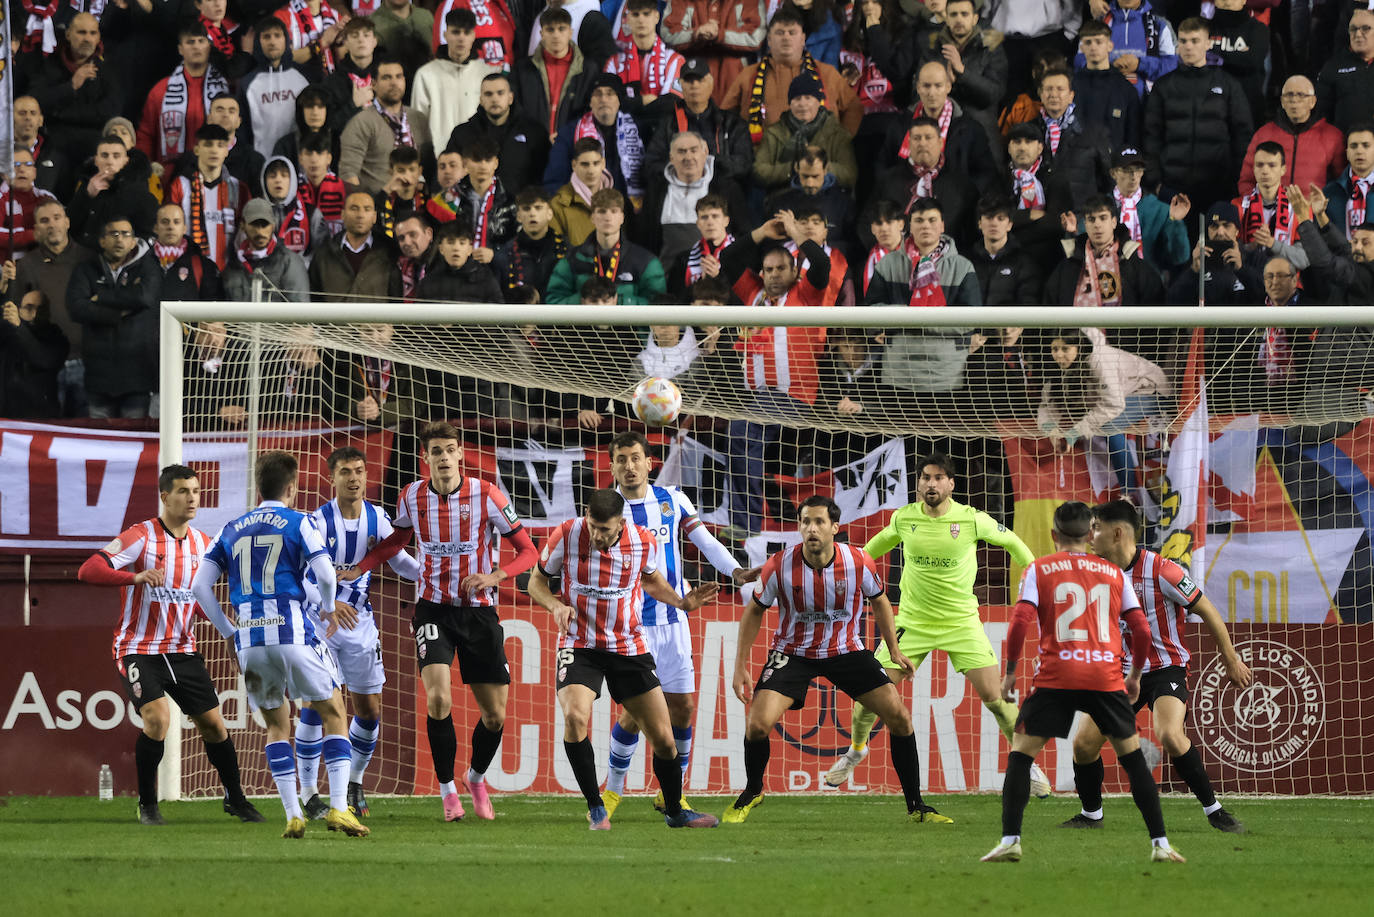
[606,723,639,795]
[348,717,379,785]
[651,753,684,817]
[987,699,1019,742]
[426,715,458,784]
[135,733,164,808]
[204,735,246,803]
[673,726,693,782]
[850,703,878,752]
[888,731,925,811]
[1119,748,1168,839]
[1073,756,1106,814]
[1001,751,1034,837]
[295,707,323,796]
[266,740,302,819]
[469,721,503,780]
[322,735,351,811]
[563,739,603,810]
[1171,746,1219,810]
[743,736,770,798]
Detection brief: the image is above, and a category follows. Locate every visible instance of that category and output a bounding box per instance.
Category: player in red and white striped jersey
[1062,500,1253,834]
[985,501,1181,864]
[727,496,946,824]
[527,489,721,830]
[348,422,538,822]
[77,465,261,826]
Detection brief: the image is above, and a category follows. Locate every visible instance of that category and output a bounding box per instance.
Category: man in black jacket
[642,59,753,187]
[1143,17,1253,213]
[639,131,749,262]
[885,61,998,192]
[1073,20,1141,153]
[416,220,504,303]
[446,72,551,193]
[493,188,566,301]
[66,216,163,419]
[512,7,597,142]
[916,0,1008,164]
[1032,67,1112,215]
[0,292,68,420]
[872,117,979,247]
[68,136,160,251]
[966,196,1044,307]
[1317,7,1374,134]
[667,193,756,298]
[26,14,124,165]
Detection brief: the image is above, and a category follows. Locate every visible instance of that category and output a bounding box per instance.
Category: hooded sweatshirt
[241,34,312,159]
[260,155,319,257]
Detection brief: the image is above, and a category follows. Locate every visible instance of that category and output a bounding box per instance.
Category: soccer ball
[631,377,682,426]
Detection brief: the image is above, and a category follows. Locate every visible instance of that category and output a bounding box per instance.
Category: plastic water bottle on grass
[98,764,113,801]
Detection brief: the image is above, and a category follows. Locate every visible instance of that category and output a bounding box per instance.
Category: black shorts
[1017,687,1138,740]
[754,650,892,710]
[116,653,220,715]
[411,600,511,685]
[555,647,660,703]
[1133,666,1190,713]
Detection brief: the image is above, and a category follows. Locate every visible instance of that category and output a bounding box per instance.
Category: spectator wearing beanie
[754,72,857,193]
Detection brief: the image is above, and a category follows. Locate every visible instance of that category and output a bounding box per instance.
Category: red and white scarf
[1115,188,1143,242]
[471,181,498,247]
[399,255,426,300]
[904,236,947,307]
[1043,104,1075,156]
[276,196,312,255]
[897,98,953,159]
[1349,169,1372,238]
[153,239,188,269]
[372,100,414,147]
[158,64,229,162]
[200,15,238,59]
[1075,242,1122,308]
[1013,158,1045,210]
[685,234,733,285]
[863,244,892,294]
[174,172,242,270]
[236,236,278,273]
[905,159,943,210]
[20,0,59,53]
[1240,186,1295,246]
[1258,324,1293,382]
[284,0,341,72]
[606,37,683,98]
[301,171,346,237]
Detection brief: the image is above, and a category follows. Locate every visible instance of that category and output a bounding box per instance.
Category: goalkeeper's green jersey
[864,499,1034,626]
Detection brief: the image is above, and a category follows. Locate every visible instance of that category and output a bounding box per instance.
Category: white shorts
[324,614,386,695]
[238,641,340,710]
[644,618,695,695]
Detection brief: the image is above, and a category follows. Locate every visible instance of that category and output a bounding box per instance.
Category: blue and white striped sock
[607,723,639,795]
[323,734,351,812]
[266,740,301,819]
[295,707,323,797]
[348,716,380,784]
[673,726,693,783]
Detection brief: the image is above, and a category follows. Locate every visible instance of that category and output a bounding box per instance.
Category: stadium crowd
[4,0,1374,489]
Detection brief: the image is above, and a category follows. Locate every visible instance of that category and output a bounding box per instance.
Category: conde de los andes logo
[1194,639,1325,773]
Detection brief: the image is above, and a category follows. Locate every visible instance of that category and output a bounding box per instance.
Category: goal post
[158,300,1374,801]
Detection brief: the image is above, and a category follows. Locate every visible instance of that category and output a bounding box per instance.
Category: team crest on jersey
[761,668,773,682]
[949,523,960,539]
[418,643,427,659]
[660,501,673,515]
[460,504,471,518]
[132,682,142,699]
[622,556,631,569]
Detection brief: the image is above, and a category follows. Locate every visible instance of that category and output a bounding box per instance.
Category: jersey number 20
[232,535,284,595]
[1054,582,1112,643]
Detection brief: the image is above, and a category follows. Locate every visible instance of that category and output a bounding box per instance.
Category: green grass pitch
[3,794,1370,916]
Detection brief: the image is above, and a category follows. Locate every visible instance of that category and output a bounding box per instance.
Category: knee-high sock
[743,736,770,798]
[266,740,301,819]
[204,735,245,802]
[673,726,693,782]
[850,703,878,751]
[888,731,924,811]
[348,716,379,785]
[1074,756,1105,814]
[652,752,683,817]
[1119,748,1167,839]
[1001,750,1034,837]
[469,721,503,779]
[426,715,457,785]
[563,738,602,810]
[295,707,323,796]
[135,733,163,808]
[322,735,350,811]
[1171,746,1219,810]
[987,698,1019,742]
[606,723,639,795]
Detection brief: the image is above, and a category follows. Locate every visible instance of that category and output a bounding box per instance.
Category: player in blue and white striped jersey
[190,451,369,839]
[603,431,760,819]
[294,447,420,821]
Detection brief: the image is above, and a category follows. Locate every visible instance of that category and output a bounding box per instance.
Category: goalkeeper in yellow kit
[825,453,1051,807]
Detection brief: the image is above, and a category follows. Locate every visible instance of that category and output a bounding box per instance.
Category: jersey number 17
[232,534,284,595]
